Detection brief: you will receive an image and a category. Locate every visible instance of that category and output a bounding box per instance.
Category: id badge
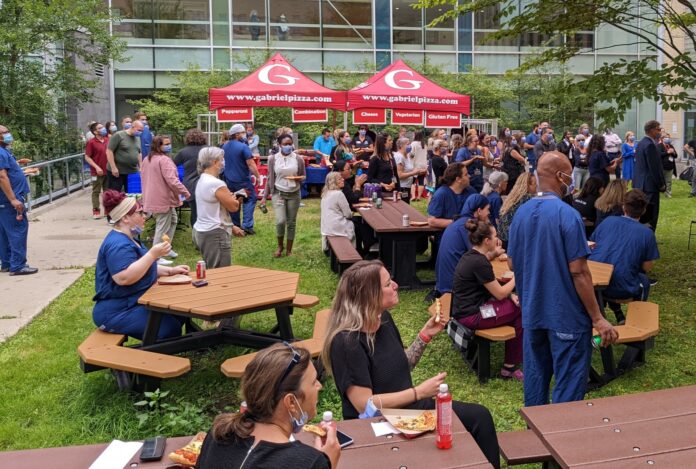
[480,304,497,319]
[474,169,482,176]
[669,157,674,162]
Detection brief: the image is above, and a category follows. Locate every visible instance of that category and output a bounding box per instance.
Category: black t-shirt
[173,144,205,197]
[367,155,399,188]
[502,145,524,176]
[352,136,373,152]
[573,194,598,222]
[430,155,448,187]
[341,176,362,205]
[330,311,413,420]
[195,432,330,469]
[659,143,676,171]
[451,250,496,319]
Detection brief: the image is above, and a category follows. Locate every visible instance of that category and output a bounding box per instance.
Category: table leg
[141,310,163,346]
[275,306,294,340]
[389,237,423,289]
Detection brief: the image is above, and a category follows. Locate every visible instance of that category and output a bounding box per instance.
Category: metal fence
[24,153,91,211]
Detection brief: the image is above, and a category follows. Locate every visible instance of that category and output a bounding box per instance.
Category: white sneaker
[157,258,173,266]
[166,250,178,258]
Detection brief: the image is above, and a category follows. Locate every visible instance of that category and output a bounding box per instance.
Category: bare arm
[111,242,169,286]
[428,216,453,229]
[511,149,526,164]
[246,158,260,179]
[483,277,516,301]
[106,149,118,176]
[404,335,428,370]
[346,371,447,414]
[214,186,240,212]
[568,257,618,346]
[642,260,654,272]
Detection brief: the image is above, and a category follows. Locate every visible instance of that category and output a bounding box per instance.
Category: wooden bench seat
[498,430,553,466]
[79,345,191,379]
[77,330,127,354]
[475,327,515,341]
[222,309,331,378]
[327,236,362,275]
[292,294,320,309]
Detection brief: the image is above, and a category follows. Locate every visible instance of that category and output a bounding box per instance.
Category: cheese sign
[216,107,254,122]
[353,108,387,125]
[392,109,424,125]
[424,111,461,128]
[292,108,328,123]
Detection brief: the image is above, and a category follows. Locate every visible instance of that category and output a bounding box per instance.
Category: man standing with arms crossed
[632,120,665,232]
[106,119,143,193]
[508,151,617,406]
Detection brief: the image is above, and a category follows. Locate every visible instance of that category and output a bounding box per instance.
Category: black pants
[107,173,129,193]
[410,398,500,468]
[351,215,376,256]
[639,192,660,232]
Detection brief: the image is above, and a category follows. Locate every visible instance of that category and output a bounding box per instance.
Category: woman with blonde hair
[320,171,354,252]
[322,260,501,468]
[497,172,537,247]
[621,131,636,181]
[197,343,340,469]
[595,179,627,226]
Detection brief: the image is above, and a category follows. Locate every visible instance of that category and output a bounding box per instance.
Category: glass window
[458,53,472,72]
[155,71,181,88]
[425,4,454,29]
[153,0,209,21]
[596,25,636,54]
[567,33,594,50]
[474,32,517,51]
[426,53,457,72]
[458,12,473,52]
[323,50,374,69]
[567,54,595,74]
[684,109,696,144]
[115,71,154,89]
[212,0,230,46]
[394,51,424,67]
[153,23,209,45]
[474,4,500,30]
[115,47,154,69]
[425,29,454,50]
[154,48,211,69]
[112,0,152,20]
[638,98,657,126]
[394,29,422,49]
[232,0,267,43]
[283,50,322,70]
[473,54,518,74]
[268,1,320,46]
[323,26,373,48]
[393,0,421,28]
[213,48,230,69]
[322,0,372,26]
[113,21,153,45]
[375,0,391,49]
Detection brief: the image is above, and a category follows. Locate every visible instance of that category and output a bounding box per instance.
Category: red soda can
[196,260,206,279]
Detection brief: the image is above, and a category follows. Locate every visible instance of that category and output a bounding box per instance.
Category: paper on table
[371,421,401,437]
[88,440,143,469]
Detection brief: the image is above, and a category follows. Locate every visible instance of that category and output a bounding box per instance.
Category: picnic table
[359,198,441,289]
[3,416,492,469]
[520,385,696,468]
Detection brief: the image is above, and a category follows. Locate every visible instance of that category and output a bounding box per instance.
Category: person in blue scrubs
[508,151,617,407]
[93,190,188,340]
[435,195,490,295]
[524,123,540,173]
[485,171,508,228]
[0,125,38,275]
[134,112,153,158]
[589,189,659,323]
[223,123,260,235]
[427,163,472,255]
[455,134,486,192]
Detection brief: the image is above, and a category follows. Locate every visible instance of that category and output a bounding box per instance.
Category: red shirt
[85,136,109,176]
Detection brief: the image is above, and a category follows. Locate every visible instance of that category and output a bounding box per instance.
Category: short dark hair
[184,128,207,146]
[277,133,293,145]
[441,162,465,186]
[644,120,661,133]
[624,189,648,218]
[151,134,171,155]
[133,111,146,120]
[333,159,348,172]
[89,122,100,134]
[322,128,330,134]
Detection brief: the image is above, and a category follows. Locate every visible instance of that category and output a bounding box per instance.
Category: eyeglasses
[279,341,301,384]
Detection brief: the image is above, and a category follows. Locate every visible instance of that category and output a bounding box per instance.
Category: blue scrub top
[0,146,30,204]
[222,139,253,183]
[428,186,466,220]
[435,216,471,293]
[508,194,591,333]
[140,125,153,158]
[487,191,503,228]
[526,132,539,160]
[589,216,659,298]
[455,147,484,189]
[589,150,611,186]
[93,230,157,306]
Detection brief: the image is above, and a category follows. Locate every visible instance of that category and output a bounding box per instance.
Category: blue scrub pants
[523,328,592,407]
[528,158,537,173]
[95,304,184,341]
[0,201,28,272]
[226,180,257,230]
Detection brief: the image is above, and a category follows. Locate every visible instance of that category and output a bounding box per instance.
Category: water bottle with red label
[436,383,452,449]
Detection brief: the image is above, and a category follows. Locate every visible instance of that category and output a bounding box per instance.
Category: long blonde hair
[501,172,534,215]
[322,261,385,375]
[595,179,626,212]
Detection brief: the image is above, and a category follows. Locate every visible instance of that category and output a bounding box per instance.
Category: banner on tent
[353,108,387,125]
[392,109,424,125]
[425,111,461,128]
[217,107,254,122]
[292,108,328,123]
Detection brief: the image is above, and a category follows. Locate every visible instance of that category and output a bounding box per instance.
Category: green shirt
[107,130,141,174]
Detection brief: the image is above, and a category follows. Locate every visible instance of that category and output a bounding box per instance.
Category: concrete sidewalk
[0,188,110,342]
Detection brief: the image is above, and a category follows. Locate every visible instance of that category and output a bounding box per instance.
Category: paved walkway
[0,189,110,342]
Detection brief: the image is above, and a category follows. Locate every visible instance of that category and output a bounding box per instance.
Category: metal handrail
[23,153,91,211]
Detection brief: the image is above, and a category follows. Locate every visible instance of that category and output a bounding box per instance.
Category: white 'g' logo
[384,70,422,90]
[258,64,299,86]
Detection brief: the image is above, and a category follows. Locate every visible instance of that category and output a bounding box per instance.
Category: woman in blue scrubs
[93,190,188,340]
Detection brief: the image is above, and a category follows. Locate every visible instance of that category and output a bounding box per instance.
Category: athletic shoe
[423,289,439,304]
[9,266,39,276]
[649,277,658,287]
[166,250,178,258]
[157,258,173,266]
[1,267,9,273]
[500,367,524,381]
[92,209,102,219]
[243,228,256,236]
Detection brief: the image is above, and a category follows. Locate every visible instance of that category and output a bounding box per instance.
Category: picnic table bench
[327,235,362,275]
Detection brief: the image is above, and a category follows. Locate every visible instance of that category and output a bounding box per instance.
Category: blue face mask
[504,130,511,137]
[579,141,586,148]
[359,396,382,419]
[3,133,14,145]
[343,137,352,145]
[359,130,366,136]
[123,122,132,130]
[288,395,309,434]
[547,134,554,144]
[163,144,172,154]
[582,129,589,136]
[133,130,142,137]
[521,137,526,143]
[99,128,108,137]
[130,225,143,236]
[406,145,412,154]
[511,139,518,146]
[664,138,671,145]
[142,122,149,130]
[110,126,118,133]
[281,145,293,155]
[629,136,635,142]
[490,140,497,146]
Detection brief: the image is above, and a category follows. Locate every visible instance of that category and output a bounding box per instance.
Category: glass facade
[110,0,657,133]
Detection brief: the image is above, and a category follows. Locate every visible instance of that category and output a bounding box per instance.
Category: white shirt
[411,141,428,169]
[320,190,354,249]
[273,153,300,192]
[194,173,231,233]
[604,132,622,153]
[393,151,415,188]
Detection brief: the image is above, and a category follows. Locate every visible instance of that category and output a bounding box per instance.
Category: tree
[418,0,696,127]
[0,0,125,159]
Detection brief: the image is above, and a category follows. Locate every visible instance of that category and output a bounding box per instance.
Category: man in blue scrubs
[523,123,540,173]
[223,123,260,235]
[0,125,38,275]
[508,151,617,406]
[589,189,659,323]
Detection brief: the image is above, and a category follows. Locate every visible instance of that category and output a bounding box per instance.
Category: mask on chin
[130,225,144,236]
[288,395,309,434]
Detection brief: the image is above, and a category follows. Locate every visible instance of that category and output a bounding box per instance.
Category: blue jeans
[226,180,257,230]
[523,328,592,407]
[0,199,29,272]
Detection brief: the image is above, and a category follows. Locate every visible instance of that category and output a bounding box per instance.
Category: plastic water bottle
[436,383,453,449]
[321,411,336,435]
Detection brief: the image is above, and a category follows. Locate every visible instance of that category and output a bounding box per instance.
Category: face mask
[3,133,14,145]
[655,132,662,140]
[559,174,573,197]
[133,130,142,137]
[629,136,635,142]
[511,139,517,146]
[547,135,555,144]
[579,141,585,148]
[359,130,366,136]
[288,132,293,137]
[163,144,172,154]
[130,225,143,236]
[142,122,149,130]
[490,140,497,146]
[406,145,412,154]
[663,138,671,145]
[358,396,382,419]
[123,123,132,130]
[99,128,108,137]
[110,126,118,133]
[343,137,352,145]
[521,137,526,143]
[582,129,589,136]
[247,131,253,136]
[504,130,511,137]
[219,158,225,173]
[288,395,309,434]
[281,145,293,155]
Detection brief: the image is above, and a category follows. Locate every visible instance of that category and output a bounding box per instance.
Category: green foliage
[0,0,125,159]
[135,389,210,436]
[417,0,696,128]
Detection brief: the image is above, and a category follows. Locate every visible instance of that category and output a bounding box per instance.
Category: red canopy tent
[209,53,347,117]
[347,60,470,127]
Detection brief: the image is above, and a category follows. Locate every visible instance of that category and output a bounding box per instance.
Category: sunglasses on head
[279,341,301,384]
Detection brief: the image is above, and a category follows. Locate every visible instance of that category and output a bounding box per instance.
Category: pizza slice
[168,432,206,467]
[302,424,327,437]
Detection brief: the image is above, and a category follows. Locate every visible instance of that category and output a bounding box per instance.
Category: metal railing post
[47,161,53,204]
[65,160,70,195]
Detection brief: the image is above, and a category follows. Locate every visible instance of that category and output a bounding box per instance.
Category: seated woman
[93,190,188,340]
[320,172,355,252]
[497,172,536,249]
[322,260,500,468]
[451,220,523,381]
[482,171,508,228]
[594,179,626,226]
[197,343,340,469]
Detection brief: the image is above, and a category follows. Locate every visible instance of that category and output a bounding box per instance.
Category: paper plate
[381,408,436,437]
[157,274,192,285]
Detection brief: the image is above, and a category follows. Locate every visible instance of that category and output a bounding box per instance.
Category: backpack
[679,166,694,182]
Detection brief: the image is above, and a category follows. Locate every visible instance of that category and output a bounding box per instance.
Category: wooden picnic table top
[520,385,696,468]
[360,199,440,234]
[491,257,613,288]
[138,265,300,318]
[2,416,491,469]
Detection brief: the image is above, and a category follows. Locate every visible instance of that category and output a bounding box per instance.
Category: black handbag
[446,319,475,354]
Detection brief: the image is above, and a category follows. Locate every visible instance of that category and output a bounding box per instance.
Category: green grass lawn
[1,181,696,461]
